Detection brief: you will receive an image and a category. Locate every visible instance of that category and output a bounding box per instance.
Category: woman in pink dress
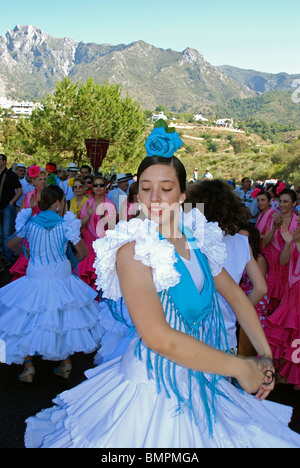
[77,175,117,291]
[254,189,276,264]
[9,167,47,280]
[261,188,298,312]
[264,216,300,389]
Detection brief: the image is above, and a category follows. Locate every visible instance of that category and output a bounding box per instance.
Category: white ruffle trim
[15,208,32,237]
[181,209,227,277]
[93,209,226,301]
[63,211,82,245]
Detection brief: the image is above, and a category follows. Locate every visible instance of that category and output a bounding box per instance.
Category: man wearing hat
[107,173,131,215]
[59,162,79,204]
[15,163,34,210]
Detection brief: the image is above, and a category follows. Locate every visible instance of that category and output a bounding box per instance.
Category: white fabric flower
[63,211,82,245]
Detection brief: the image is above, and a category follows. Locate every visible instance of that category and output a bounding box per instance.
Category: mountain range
[1,25,300,121]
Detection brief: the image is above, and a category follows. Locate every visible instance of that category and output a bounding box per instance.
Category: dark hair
[92,174,107,184]
[185,179,250,235]
[73,176,86,186]
[278,188,297,203]
[239,224,262,260]
[80,164,92,174]
[137,156,186,193]
[239,223,269,272]
[83,175,93,184]
[128,181,138,203]
[38,185,64,211]
[257,190,271,201]
[0,154,7,162]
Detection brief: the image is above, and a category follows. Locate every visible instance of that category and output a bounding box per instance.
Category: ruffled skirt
[0,260,102,364]
[9,253,28,281]
[24,339,300,448]
[264,281,300,388]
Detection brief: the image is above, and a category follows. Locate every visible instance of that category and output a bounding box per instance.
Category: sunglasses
[93,183,106,188]
[73,185,84,189]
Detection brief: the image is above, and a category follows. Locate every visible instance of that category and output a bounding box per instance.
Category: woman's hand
[30,193,38,210]
[293,227,300,243]
[236,358,266,395]
[236,356,275,400]
[272,213,283,230]
[86,202,93,217]
[280,224,293,243]
[255,356,276,400]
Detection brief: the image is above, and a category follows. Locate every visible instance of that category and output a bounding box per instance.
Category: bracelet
[257,356,276,385]
[263,369,276,386]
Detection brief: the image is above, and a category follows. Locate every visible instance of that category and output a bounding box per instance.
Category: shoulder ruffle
[182,208,226,277]
[93,209,226,301]
[93,218,180,301]
[15,208,32,238]
[63,211,82,245]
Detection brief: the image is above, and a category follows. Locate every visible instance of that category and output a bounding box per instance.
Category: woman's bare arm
[116,242,268,396]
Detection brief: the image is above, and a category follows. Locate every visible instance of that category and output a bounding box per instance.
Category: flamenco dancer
[9,166,47,280]
[262,186,298,312]
[0,186,102,382]
[24,123,300,448]
[264,219,300,390]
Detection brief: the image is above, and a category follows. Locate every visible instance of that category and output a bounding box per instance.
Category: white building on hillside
[151,111,168,122]
[0,97,40,118]
[215,118,234,128]
[194,114,208,122]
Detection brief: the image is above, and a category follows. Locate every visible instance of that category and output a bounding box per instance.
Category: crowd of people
[0,132,299,448]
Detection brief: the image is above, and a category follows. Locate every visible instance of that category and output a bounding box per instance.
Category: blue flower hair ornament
[145,119,183,158]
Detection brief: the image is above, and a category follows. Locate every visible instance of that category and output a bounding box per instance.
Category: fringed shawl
[93,209,229,435]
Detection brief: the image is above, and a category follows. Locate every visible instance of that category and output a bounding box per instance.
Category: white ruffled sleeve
[182,208,227,276]
[93,218,180,301]
[15,208,32,238]
[63,211,82,245]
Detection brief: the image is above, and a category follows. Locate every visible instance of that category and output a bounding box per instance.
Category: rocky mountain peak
[0,25,256,109]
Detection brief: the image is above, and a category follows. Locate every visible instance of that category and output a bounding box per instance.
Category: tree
[6,77,146,171]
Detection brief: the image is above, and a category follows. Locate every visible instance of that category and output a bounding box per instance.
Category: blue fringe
[133,289,230,436]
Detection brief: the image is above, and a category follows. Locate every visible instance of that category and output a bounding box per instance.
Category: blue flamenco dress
[0,209,102,365]
[24,209,300,448]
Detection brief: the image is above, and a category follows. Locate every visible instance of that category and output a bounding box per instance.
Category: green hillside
[213,91,300,126]
[160,124,300,186]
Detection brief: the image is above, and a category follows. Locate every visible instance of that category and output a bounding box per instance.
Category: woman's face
[34,173,47,192]
[257,194,270,212]
[138,164,185,228]
[279,194,296,215]
[73,180,86,197]
[92,178,106,197]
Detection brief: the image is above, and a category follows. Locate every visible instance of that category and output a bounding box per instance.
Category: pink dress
[255,208,276,265]
[77,196,116,291]
[264,231,300,388]
[9,190,41,281]
[240,267,271,326]
[263,213,298,312]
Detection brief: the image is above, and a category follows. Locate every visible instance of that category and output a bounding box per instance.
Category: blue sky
[0,0,299,74]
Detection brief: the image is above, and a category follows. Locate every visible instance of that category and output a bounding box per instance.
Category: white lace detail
[63,211,82,245]
[93,209,226,300]
[15,208,32,238]
[182,208,227,277]
[93,218,179,301]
